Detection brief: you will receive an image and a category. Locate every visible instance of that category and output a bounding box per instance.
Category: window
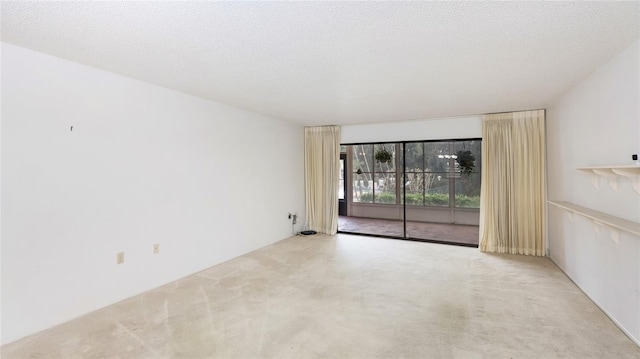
[349,140,481,208]
[404,142,451,207]
[352,144,398,204]
[453,140,481,208]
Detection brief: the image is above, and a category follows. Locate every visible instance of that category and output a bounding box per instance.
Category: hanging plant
[456,150,476,175]
[374,148,393,164]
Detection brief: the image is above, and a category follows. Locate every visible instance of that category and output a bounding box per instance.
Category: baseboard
[548,257,640,348]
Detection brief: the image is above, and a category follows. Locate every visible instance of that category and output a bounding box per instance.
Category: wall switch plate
[117,251,125,264]
[153,243,160,254]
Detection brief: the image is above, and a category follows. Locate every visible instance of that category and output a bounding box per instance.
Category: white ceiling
[2,1,638,126]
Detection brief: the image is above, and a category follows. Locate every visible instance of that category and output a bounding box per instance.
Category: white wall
[0,43,305,344]
[546,39,640,345]
[341,115,481,144]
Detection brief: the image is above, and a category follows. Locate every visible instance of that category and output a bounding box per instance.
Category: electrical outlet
[153,243,160,254]
[116,251,125,264]
[292,214,297,225]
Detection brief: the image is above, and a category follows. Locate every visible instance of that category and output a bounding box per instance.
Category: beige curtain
[304,126,341,235]
[479,110,546,256]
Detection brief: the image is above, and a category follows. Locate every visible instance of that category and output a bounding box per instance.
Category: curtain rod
[483,108,546,116]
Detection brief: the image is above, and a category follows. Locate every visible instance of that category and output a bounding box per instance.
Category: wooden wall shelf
[577,165,640,193]
[548,200,640,243]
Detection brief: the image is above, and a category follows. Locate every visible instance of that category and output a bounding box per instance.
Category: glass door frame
[338,153,347,216]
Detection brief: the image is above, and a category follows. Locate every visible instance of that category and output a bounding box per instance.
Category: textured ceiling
[2,1,639,126]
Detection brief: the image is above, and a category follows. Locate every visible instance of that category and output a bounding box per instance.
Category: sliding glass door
[348,143,404,237]
[339,139,481,246]
[403,140,481,244]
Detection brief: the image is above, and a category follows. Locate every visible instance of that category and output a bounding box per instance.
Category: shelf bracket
[609,228,620,243]
[593,221,601,235]
[581,170,600,189]
[594,221,620,244]
[611,168,640,194]
[592,169,618,192]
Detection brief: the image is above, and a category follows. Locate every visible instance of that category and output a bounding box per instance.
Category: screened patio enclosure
[339,140,481,245]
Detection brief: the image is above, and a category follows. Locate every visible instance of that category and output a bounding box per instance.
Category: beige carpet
[2,234,639,358]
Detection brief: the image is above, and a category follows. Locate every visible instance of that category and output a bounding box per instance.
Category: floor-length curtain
[305,126,341,235]
[479,110,546,256]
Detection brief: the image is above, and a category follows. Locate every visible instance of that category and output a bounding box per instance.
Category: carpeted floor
[2,234,639,358]
[338,216,479,246]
